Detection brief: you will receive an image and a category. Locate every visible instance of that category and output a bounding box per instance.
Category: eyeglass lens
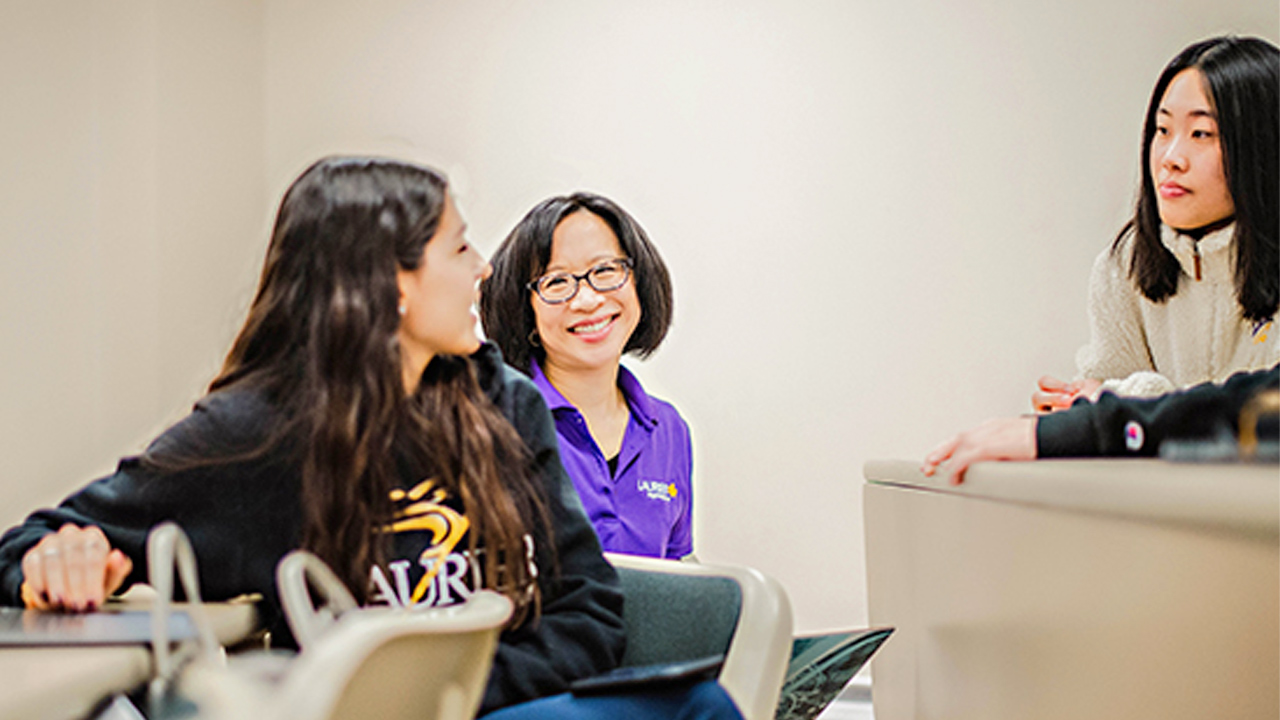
[536,259,630,303]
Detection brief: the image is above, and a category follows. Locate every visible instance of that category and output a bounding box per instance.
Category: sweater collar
[1160,222,1235,283]
[469,342,506,398]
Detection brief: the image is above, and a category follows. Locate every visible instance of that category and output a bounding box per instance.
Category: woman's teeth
[572,317,611,334]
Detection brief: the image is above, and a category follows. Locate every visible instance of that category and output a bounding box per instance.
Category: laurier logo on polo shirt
[637,479,677,502]
[1252,319,1273,344]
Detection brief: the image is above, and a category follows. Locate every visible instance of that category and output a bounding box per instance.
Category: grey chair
[605,553,794,720]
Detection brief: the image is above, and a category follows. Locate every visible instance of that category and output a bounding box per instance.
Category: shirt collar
[1160,222,1236,283]
[617,364,658,431]
[529,358,576,412]
[529,359,659,431]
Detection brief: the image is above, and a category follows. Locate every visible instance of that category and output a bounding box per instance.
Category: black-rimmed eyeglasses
[528,257,634,304]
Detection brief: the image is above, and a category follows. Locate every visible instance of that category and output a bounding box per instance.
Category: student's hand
[1070,378,1103,404]
[20,524,132,612]
[1032,376,1102,413]
[921,416,1038,485]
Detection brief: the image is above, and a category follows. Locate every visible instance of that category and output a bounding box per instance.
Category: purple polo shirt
[530,359,693,559]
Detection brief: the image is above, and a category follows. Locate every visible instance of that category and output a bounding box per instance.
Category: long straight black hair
[168,157,549,619]
[1114,35,1278,322]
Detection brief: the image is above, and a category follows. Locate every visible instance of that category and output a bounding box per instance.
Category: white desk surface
[863,457,1279,720]
[1,646,149,720]
[865,458,1279,539]
[0,598,258,720]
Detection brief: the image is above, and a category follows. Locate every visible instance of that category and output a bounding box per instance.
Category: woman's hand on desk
[20,524,132,612]
[1033,376,1102,413]
[921,416,1038,485]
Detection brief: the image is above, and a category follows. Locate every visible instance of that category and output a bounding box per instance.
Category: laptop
[0,606,197,646]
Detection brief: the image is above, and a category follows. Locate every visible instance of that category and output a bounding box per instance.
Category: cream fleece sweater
[1075,223,1278,397]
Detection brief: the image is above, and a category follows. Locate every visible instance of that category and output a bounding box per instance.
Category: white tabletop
[0,598,258,720]
[864,458,1279,539]
[863,458,1279,720]
[0,646,149,720]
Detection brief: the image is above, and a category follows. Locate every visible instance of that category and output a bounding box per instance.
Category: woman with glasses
[481,193,692,560]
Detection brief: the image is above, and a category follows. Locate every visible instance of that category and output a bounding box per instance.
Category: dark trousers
[483,680,744,720]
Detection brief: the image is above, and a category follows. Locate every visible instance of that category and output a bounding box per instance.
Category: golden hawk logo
[372,478,472,607]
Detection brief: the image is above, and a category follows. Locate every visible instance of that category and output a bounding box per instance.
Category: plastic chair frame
[272,549,513,720]
[605,552,794,720]
[146,522,224,701]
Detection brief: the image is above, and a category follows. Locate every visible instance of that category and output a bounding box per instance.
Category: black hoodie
[1038,364,1279,457]
[0,343,625,713]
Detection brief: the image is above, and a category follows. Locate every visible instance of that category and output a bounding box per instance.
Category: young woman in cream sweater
[1036,36,1278,411]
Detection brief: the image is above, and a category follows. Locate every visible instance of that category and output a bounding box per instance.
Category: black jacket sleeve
[473,346,626,713]
[0,390,298,637]
[1037,365,1280,457]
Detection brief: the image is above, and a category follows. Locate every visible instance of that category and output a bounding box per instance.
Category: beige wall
[0,1,264,522]
[1,1,1275,632]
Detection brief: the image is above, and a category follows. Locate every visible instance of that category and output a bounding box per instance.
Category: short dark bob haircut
[480,192,673,374]
[1115,35,1278,323]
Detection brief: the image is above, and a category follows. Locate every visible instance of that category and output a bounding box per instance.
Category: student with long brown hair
[0,157,742,718]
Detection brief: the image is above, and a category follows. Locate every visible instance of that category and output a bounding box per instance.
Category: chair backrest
[274,595,512,720]
[613,565,741,667]
[272,550,512,720]
[605,553,793,720]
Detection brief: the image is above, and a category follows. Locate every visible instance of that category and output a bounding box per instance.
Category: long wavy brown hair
[201,156,549,619]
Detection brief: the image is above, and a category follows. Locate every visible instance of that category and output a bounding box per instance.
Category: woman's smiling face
[531,210,641,375]
[396,191,491,390]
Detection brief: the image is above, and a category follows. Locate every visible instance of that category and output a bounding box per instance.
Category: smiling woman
[1033,35,1279,409]
[394,190,493,393]
[480,193,692,560]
